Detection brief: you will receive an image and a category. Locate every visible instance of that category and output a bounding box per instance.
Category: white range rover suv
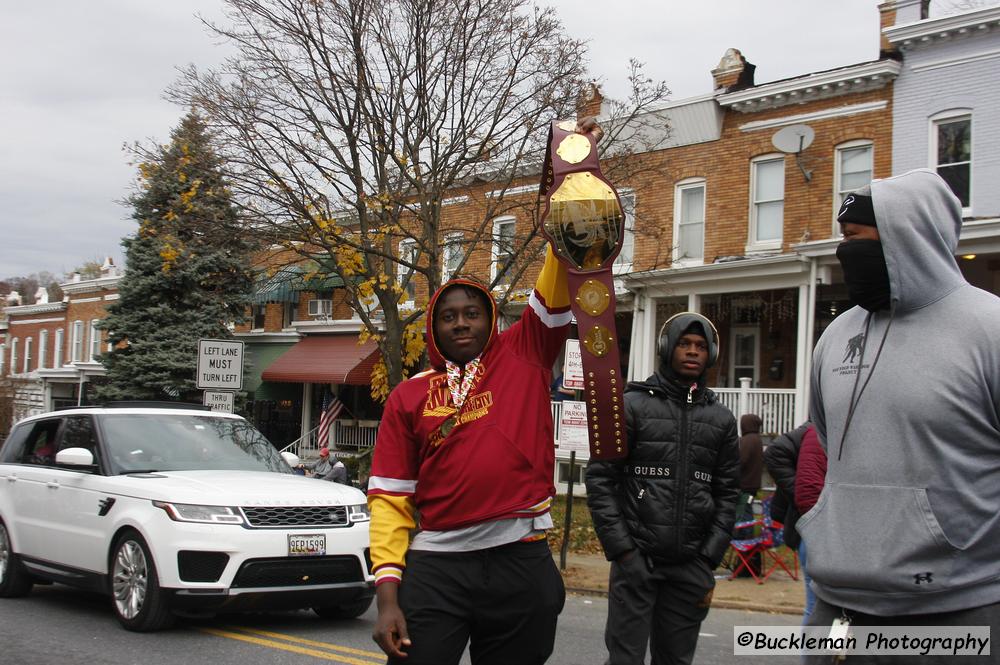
[0,404,373,631]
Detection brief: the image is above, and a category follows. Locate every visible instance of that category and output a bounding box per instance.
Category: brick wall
[64,290,118,364]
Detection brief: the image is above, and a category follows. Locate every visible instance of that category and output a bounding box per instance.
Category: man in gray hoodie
[802,169,999,653]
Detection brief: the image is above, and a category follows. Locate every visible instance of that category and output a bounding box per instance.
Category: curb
[563,586,805,616]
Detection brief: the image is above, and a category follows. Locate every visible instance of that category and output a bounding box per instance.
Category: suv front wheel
[110,529,174,631]
[0,520,33,597]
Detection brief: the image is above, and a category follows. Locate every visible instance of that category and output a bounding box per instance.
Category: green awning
[251,267,304,305]
[252,259,348,304]
[296,257,346,291]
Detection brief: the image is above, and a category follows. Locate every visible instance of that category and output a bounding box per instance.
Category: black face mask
[836,239,891,312]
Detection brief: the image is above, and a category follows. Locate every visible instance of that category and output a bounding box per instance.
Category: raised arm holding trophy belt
[539,118,628,460]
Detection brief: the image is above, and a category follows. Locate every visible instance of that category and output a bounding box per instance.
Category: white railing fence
[279,382,796,461]
[278,419,379,459]
[714,378,797,436]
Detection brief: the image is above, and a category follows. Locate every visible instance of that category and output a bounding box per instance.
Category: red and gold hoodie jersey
[367,246,571,586]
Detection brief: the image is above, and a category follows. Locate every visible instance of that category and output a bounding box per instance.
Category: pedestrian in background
[300,447,347,483]
[804,170,1000,658]
[586,312,740,665]
[793,425,826,621]
[762,422,810,558]
[736,413,763,523]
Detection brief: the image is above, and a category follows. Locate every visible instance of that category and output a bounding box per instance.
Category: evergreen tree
[97,112,255,402]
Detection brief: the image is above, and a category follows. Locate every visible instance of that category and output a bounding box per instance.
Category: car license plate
[288,534,326,557]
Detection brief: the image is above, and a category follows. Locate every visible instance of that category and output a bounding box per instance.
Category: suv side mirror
[56,447,96,467]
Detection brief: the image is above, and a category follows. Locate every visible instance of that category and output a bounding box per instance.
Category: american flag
[316,391,344,448]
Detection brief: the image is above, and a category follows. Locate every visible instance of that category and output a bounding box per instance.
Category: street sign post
[562,338,584,390]
[196,339,244,391]
[203,391,235,413]
[556,400,590,454]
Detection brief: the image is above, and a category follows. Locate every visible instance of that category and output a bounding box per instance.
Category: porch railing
[713,381,797,436]
[278,385,796,460]
[279,419,381,459]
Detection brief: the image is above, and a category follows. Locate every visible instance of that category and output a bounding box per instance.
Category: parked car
[0,404,373,631]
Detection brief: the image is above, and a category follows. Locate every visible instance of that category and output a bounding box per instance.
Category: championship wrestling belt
[539,119,627,460]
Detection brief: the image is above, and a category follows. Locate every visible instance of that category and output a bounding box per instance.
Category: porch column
[738,377,752,420]
[639,293,658,378]
[300,382,313,444]
[687,293,701,313]
[629,293,644,382]
[794,259,818,424]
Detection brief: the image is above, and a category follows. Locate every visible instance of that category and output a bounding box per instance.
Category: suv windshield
[100,414,292,474]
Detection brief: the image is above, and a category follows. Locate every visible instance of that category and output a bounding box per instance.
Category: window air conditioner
[308,299,333,317]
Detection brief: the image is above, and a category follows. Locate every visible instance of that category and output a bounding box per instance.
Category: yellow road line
[199,627,383,664]
[225,625,385,659]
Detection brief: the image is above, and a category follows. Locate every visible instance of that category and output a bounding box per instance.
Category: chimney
[712,48,755,93]
[880,1,930,55]
[576,83,604,119]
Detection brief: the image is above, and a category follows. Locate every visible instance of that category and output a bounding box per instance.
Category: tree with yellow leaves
[96,111,257,402]
[174,0,671,397]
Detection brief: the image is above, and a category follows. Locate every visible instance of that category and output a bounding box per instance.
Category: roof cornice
[717,60,900,113]
[60,275,121,294]
[884,6,1000,49]
[2,302,67,316]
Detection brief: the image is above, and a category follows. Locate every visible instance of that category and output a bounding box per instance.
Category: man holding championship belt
[368,120,604,665]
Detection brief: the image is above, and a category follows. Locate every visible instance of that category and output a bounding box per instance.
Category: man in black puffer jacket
[586,312,740,665]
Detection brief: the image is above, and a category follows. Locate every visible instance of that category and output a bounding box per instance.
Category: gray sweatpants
[804,596,999,664]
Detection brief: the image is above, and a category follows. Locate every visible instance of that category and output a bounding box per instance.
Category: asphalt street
[0,584,800,664]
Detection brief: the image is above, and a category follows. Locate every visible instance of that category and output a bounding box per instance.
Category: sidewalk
[555,552,805,616]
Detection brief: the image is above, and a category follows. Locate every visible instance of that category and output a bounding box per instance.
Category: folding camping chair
[727,495,799,584]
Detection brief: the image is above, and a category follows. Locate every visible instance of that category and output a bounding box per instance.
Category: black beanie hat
[837,185,876,227]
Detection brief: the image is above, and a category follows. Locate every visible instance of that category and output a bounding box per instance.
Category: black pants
[603,554,715,665]
[805,596,999,664]
[391,539,565,665]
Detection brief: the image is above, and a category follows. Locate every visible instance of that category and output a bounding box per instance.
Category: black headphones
[657,312,720,367]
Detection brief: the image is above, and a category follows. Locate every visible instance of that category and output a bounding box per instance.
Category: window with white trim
[11,338,20,375]
[38,330,48,370]
[834,141,873,231]
[0,343,5,376]
[442,232,465,282]
[72,320,84,362]
[613,191,636,273]
[491,217,516,286]
[673,179,705,263]
[24,337,33,373]
[931,111,971,210]
[749,155,785,250]
[89,320,101,361]
[398,239,418,303]
[54,328,64,367]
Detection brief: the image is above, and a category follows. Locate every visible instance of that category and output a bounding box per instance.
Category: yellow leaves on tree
[335,246,365,276]
[401,319,425,368]
[369,359,390,403]
[178,180,201,212]
[365,317,426,403]
[138,162,159,185]
[159,238,181,273]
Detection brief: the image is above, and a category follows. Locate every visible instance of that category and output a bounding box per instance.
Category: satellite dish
[771,124,815,154]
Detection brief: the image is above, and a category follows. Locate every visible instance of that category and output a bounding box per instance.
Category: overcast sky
[1,0,886,281]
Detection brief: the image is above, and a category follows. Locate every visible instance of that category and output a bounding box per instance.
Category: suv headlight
[348,503,370,523]
[153,501,245,525]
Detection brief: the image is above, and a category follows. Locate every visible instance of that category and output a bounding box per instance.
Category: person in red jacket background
[794,425,827,621]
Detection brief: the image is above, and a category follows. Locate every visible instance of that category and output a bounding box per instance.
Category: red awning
[261,335,380,385]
